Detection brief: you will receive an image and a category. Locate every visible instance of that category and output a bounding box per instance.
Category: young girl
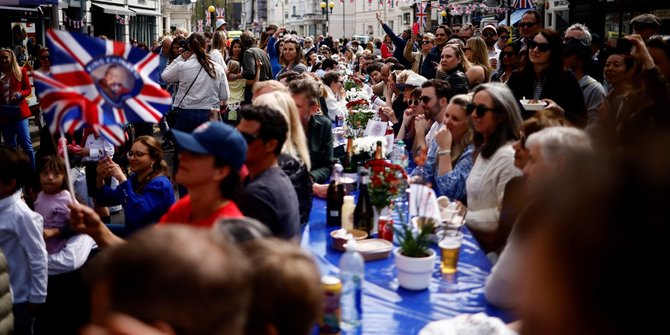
[34,155,72,254]
[225,60,245,124]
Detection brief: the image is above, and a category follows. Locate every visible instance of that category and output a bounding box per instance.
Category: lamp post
[276,0,285,27]
[208,4,216,32]
[441,10,447,25]
[320,1,334,36]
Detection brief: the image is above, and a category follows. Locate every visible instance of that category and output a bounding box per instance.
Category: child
[0,147,47,334]
[34,155,72,255]
[225,60,246,124]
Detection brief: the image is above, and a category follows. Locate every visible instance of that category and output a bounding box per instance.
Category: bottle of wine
[353,170,374,235]
[343,136,355,174]
[326,180,341,227]
[374,140,383,160]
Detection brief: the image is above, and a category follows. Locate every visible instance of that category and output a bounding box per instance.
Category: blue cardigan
[96,174,175,234]
[267,36,282,79]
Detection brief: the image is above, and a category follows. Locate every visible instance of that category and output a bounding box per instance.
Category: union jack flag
[512,0,534,9]
[34,30,171,146]
[416,1,428,28]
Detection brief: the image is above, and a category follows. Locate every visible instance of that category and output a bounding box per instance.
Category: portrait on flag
[89,59,138,105]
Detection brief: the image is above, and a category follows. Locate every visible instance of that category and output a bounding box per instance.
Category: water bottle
[391,140,409,168]
[340,236,364,329]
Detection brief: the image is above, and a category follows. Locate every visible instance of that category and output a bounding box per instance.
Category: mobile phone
[611,38,633,54]
[412,23,419,35]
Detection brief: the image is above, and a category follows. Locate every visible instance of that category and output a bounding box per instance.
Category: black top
[436,65,470,96]
[278,154,313,226]
[238,166,300,240]
[307,114,334,183]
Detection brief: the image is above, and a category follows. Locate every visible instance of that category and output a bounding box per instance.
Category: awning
[130,7,162,17]
[2,0,57,5]
[509,8,532,26]
[0,5,38,11]
[92,2,135,16]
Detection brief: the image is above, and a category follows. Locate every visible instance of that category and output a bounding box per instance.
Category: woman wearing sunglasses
[94,136,175,236]
[491,42,521,83]
[464,83,523,253]
[423,94,474,203]
[506,29,586,127]
[396,87,429,153]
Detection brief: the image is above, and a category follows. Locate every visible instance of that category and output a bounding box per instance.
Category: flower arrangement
[343,76,364,92]
[344,101,375,138]
[353,136,387,159]
[364,160,408,211]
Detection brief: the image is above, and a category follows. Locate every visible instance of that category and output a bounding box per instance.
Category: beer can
[319,275,342,334]
[378,216,394,242]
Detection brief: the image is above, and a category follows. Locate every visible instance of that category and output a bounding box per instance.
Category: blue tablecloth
[303,197,513,334]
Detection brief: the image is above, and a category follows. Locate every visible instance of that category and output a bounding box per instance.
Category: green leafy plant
[395,218,434,258]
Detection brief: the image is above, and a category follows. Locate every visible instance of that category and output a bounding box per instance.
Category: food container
[330,229,368,251]
[520,99,548,111]
[355,239,394,261]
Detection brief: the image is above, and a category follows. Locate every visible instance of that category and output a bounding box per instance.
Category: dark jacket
[278,154,313,226]
[381,23,412,69]
[0,249,12,335]
[421,44,444,80]
[307,114,333,183]
[507,69,586,127]
[436,65,470,96]
[242,47,273,103]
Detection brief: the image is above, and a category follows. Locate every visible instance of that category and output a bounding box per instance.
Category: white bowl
[520,99,548,111]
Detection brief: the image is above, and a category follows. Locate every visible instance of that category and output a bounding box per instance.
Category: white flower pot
[394,248,436,290]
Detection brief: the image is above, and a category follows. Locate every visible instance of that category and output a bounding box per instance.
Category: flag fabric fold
[35,29,171,146]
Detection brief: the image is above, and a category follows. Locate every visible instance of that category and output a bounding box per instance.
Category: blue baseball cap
[171,122,247,170]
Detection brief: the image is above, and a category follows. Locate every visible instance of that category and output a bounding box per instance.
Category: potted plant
[393,146,436,290]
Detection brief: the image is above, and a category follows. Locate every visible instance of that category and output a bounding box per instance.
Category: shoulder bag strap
[176,65,203,109]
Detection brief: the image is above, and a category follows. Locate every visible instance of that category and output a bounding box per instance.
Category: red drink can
[378,216,394,242]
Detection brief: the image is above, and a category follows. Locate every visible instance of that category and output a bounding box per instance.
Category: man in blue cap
[160,121,248,227]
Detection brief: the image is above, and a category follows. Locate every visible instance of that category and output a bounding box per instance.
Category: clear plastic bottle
[339,237,364,329]
[391,140,409,168]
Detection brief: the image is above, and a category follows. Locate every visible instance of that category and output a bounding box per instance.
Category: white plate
[520,100,548,111]
[356,239,393,261]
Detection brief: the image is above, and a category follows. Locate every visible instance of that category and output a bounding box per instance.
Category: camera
[178,39,189,51]
[609,37,633,54]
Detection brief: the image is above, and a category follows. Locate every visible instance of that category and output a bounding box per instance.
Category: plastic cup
[439,232,463,275]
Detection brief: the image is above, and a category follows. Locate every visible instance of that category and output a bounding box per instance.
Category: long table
[303,197,513,335]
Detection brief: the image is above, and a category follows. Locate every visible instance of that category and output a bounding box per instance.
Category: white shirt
[425,121,441,148]
[485,229,523,308]
[82,133,115,162]
[0,191,48,303]
[162,54,229,109]
[48,234,97,276]
[324,85,346,121]
[209,49,228,71]
[465,144,521,233]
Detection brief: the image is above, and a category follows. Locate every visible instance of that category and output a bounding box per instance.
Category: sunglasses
[502,51,516,58]
[482,32,496,37]
[519,22,537,29]
[407,99,421,106]
[419,95,433,104]
[240,131,260,144]
[421,40,433,45]
[499,35,510,40]
[528,40,551,52]
[466,103,499,117]
[127,151,149,158]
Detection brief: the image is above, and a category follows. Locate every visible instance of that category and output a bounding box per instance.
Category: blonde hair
[0,48,22,81]
[253,91,311,169]
[466,37,493,81]
[251,80,286,95]
[447,94,474,166]
[228,60,242,74]
[440,44,473,73]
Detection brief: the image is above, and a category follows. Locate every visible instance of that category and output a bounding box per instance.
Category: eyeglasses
[408,99,421,106]
[127,151,149,158]
[499,35,510,40]
[419,95,433,104]
[502,51,516,58]
[482,32,496,38]
[519,22,537,29]
[421,40,433,45]
[239,131,260,144]
[527,40,551,53]
[466,103,499,117]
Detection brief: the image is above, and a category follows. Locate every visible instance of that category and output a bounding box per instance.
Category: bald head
[161,37,172,56]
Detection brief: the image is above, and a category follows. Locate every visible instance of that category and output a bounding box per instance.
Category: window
[389,20,394,30]
[403,13,410,25]
[293,6,296,16]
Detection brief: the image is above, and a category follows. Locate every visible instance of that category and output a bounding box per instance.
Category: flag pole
[59,129,78,204]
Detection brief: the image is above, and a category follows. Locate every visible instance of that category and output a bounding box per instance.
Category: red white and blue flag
[416,1,428,28]
[512,0,534,9]
[34,30,171,146]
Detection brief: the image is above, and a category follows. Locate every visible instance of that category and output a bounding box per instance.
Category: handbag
[0,104,22,120]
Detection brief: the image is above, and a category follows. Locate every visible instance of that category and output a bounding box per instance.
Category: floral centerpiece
[352,136,387,163]
[343,76,375,137]
[364,159,407,212]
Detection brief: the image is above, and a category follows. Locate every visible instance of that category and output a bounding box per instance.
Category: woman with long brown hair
[162,32,229,133]
[95,135,175,235]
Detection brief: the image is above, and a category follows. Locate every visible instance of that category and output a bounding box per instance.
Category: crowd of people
[0,10,669,335]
